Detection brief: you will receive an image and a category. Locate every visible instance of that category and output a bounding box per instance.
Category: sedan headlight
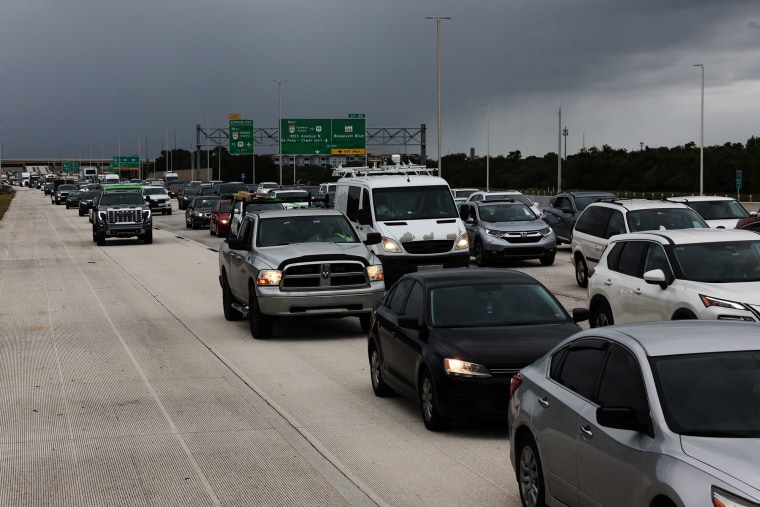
[700,294,746,311]
[712,487,757,507]
[366,264,384,282]
[381,236,402,253]
[444,358,491,378]
[195,212,204,218]
[256,270,282,286]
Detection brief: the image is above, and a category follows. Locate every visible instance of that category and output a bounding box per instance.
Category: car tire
[185,217,191,228]
[92,228,97,242]
[574,255,588,288]
[65,203,70,209]
[419,368,450,431]
[191,218,199,230]
[516,434,546,507]
[222,273,243,321]
[369,344,394,397]
[590,299,614,328]
[248,284,273,339]
[359,314,371,333]
[167,209,172,215]
[474,240,489,267]
[96,231,105,246]
[143,229,153,244]
[539,251,555,266]
[79,208,84,217]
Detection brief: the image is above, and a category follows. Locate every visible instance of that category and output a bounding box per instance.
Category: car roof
[587,198,692,211]
[667,195,739,203]
[572,321,760,358]
[337,175,449,188]
[400,267,540,287]
[253,208,346,219]
[608,227,759,245]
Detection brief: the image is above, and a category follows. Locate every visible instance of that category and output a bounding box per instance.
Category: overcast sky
[1,0,759,164]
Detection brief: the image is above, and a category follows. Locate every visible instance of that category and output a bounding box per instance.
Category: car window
[402,281,424,318]
[597,344,648,412]
[551,338,609,400]
[673,240,760,283]
[614,241,647,277]
[345,186,361,221]
[644,243,670,274]
[605,210,626,238]
[627,208,708,232]
[576,206,612,237]
[386,279,414,314]
[687,200,749,220]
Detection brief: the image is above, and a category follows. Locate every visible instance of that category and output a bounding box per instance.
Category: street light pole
[482,103,490,191]
[693,64,704,196]
[557,107,562,193]
[426,16,451,179]
[562,126,568,160]
[273,80,286,186]
[204,106,210,180]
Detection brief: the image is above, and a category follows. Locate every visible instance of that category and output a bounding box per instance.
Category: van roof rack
[332,154,436,178]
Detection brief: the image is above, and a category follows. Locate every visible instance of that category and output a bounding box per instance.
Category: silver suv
[571,199,708,287]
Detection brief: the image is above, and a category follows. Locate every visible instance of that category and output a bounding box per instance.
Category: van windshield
[373,185,458,221]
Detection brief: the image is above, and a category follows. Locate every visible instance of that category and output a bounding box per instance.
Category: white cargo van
[333,157,469,287]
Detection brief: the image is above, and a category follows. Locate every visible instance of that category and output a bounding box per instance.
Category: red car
[209,199,232,237]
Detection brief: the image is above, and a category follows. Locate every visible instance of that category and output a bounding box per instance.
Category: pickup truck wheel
[143,229,153,244]
[222,274,243,321]
[96,231,106,246]
[249,285,273,339]
[167,209,172,215]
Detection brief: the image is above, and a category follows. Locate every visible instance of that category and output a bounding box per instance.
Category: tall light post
[557,107,562,193]
[426,16,451,179]
[203,106,210,178]
[482,103,490,191]
[562,126,568,160]
[693,64,704,195]
[273,80,286,185]
[164,124,169,176]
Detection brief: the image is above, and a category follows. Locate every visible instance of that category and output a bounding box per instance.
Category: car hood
[431,322,581,366]
[681,437,760,497]
[483,218,549,232]
[255,242,376,269]
[680,280,760,303]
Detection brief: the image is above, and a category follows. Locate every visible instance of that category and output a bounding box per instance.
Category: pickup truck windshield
[258,216,358,246]
[373,185,458,221]
[100,192,145,206]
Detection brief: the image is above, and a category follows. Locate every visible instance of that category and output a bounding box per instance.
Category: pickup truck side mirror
[227,236,251,251]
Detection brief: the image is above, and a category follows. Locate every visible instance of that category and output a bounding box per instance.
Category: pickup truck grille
[403,240,454,254]
[282,262,368,289]
[107,209,142,224]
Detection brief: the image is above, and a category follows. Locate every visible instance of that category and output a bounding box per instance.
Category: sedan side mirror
[597,406,654,438]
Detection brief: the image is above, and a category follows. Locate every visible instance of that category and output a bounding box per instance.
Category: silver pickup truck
[218,208,385,339]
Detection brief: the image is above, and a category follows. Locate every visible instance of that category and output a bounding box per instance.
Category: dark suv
[540,191,617,244]
[92,188,153,246]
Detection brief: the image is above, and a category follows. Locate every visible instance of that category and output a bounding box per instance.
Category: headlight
[700,294,746,310]
[485,228,504,238]
[256,270,282,286]
[220,219,229,224]
[540,227,552,237]
[366,264,384,282]
[444,358,491,378]
[195,212,204,217]
[381,237,402,253]
[455,232,469,249]
[712,487,757,507]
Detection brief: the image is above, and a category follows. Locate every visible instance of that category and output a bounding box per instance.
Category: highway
[0,187,587,506]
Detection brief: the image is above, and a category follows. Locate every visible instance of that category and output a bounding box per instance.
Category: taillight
[509,373,523,401]
[587,267,595,278]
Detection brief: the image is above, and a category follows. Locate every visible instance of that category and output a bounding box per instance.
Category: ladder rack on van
[331,154,436,178]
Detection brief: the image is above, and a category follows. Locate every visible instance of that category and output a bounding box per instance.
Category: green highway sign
[111,155,140,171]
[280,117,366,155]
[62,161,80,173]
[229,119,254,155]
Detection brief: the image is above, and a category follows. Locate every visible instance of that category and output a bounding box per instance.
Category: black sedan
[65,190,83,209]
[185,196,221,229]
[368,268,588,431]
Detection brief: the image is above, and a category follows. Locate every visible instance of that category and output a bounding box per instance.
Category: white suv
[666,195,752,228]
[587,228,760,327]
[571,199,708,287]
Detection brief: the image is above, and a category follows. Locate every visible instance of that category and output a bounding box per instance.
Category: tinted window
[597,344,648,411]
[552,339,608,400]
[373,185,457,220]
[615,241,647,277]
[605,210,626,238]
[643,243,670,275]
[402,281,424,318]
[673,240,760,283]
[627,208,708,232]
[386,279,413,314]
[345,185,361,221]
[576,206,612,237]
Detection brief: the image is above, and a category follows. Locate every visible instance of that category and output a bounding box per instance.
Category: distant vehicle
[267,189,311,208]
[92,188,152,245]
[185,196,221,229]
[79,166,99,182]
[509,320,760,507]
[163,172,180,186]
[256,181,280,193]
[142,185,172,215]
[540,191,617,244]
[667,195,752,229]
[450,187,479,199]
[465,190,541,217]
[209,199,232,237]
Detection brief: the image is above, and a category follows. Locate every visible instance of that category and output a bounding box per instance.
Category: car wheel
[517,435,546,507]
[65,203,70,209]
[574,255,588,288]
[474,240,489,267]
[191,218,199,229]
[79,208,84,217]
[369,344,394,397]
[359,314,371,333]
[248,284,273,339]
[167,209,172,215]
[143,229,153,244]
[96,231,106,246]
[539,251,555,266]
[222,273,243,321]
[185,217,191,228]
[419,368,450,431]
[590,299,614,328]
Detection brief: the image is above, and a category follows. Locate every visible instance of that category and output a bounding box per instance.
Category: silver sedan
[508,320,760,507]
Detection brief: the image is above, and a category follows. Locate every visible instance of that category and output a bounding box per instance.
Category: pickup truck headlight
[366,264,384,282]
[257,270,282,286]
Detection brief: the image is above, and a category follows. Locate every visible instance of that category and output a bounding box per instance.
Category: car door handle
[634,288,642,294]
[579,425,593,439]
[538,397,549,408]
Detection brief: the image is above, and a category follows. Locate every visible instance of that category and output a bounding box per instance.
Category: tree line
[155,136,760,197]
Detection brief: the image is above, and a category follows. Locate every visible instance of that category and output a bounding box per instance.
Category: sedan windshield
[652,350,760,437]
[429,283,569,327]
[673,240,760,282]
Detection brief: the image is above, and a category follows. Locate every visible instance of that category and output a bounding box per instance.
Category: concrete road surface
[1,187,583,506]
